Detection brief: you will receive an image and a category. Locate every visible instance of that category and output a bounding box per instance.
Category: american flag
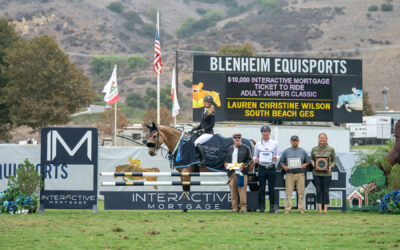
[153,26,162,75]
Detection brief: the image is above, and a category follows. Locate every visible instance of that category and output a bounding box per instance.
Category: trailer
[346,116,392,146]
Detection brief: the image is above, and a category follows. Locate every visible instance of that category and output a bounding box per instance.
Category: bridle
[146,130,170,159]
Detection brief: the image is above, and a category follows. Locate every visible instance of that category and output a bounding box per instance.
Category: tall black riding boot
[196,144,206,167]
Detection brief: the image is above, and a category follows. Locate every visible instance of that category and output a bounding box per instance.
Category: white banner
[0,145,229,193]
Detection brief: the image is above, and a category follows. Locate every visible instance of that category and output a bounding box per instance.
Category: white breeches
[194,133,213,146]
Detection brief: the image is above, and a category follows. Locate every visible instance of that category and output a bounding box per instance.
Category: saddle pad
[173,134,253,172]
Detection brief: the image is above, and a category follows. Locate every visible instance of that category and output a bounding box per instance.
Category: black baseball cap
[290,135,299,141]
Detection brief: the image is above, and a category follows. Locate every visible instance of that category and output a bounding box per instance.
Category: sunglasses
[233,136,241,139]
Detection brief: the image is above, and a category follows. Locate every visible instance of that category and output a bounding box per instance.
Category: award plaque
[315,157,329,171]
[288,158,301,169]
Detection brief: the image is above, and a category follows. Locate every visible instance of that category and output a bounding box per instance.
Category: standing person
[191,95,216,167]
[279,136,310,214]
[224,132,253,213]
[253,125,280,213]
[311,133,336,214]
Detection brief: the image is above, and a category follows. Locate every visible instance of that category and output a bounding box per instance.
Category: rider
[191,95,216,167]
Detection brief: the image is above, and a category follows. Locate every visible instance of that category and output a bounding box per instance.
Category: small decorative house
[348,190,364,208]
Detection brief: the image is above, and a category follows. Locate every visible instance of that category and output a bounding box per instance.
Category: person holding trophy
[224,131,252,213]
[311,133,336,214]
[279,135,310,214]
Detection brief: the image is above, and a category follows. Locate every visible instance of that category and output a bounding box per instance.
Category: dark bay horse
[145,122,255,192]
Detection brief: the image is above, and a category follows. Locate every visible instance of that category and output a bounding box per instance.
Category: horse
[336,91,363,112]
[380,120,400,184]
[144,122,255,193]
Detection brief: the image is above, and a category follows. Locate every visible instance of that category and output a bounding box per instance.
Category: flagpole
[173,68,177,127]
[157,11,160,125]
[114,65,118,146]
[114,101,117,146]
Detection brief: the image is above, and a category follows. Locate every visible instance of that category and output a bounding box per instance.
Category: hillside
[1,0,399,120]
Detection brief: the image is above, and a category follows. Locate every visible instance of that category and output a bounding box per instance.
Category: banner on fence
[40,127,98,210]
[101,191,259,210]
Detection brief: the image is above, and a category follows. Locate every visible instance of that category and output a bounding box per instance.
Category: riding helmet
[203,95,214,103]
[260,124,271,132]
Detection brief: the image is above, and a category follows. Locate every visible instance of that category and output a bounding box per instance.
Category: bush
[124,22,135,32]
[94,94,103,102]
[381,4,393,12]
[183,79,192,88]
[0,159,42,214]
[127,54,147,70]
[90,56,122,80]
[334,7,345,14]
[368,5,378,11]
[138,23,155,38]
[223,21,238,29]
[380,190,400,213]
[176,10,225,38]
[107,2,124,14]
[368,187,388,206]
[192,45,205,51]
[121,11,143,23]
[258,0,277,13]
[145,7,158,23]
[196,8,207,15]
[176,17,197,38]
[126,93,145,109]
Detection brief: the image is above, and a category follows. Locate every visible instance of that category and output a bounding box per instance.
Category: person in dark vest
[224,131,252,213]
[253,124,280,213]
[191,95,216,167]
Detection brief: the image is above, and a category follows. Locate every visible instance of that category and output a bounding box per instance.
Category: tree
[2,35,93,132]
[217,42,256,56]
[106,2,124,14]
[363,90,375,116]
[142,106,171,125]
[0,18,22,141]
[143,84,175,110]
[101,104,129,135]
[8,159,43,196]
[126,93,145,109]
[90,56,122,80]
[349,165,386,206]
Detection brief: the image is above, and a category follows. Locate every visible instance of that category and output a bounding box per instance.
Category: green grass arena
[1,200,399,249]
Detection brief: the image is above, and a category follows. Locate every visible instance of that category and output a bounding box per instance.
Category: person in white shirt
[253,124,280,213]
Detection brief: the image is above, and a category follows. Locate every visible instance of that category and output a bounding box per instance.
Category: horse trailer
[346,116,393,146]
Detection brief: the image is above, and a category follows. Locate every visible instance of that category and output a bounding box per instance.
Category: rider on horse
[191,95,216,167]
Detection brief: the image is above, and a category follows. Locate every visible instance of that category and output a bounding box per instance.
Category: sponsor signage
[193,55,362,123]
[40,127,98,210]
[101,191,259,210]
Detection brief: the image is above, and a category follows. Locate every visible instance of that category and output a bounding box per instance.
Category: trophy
[315,157,329,171]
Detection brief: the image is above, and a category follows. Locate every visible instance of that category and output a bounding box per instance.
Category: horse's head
[145,122,165,156]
